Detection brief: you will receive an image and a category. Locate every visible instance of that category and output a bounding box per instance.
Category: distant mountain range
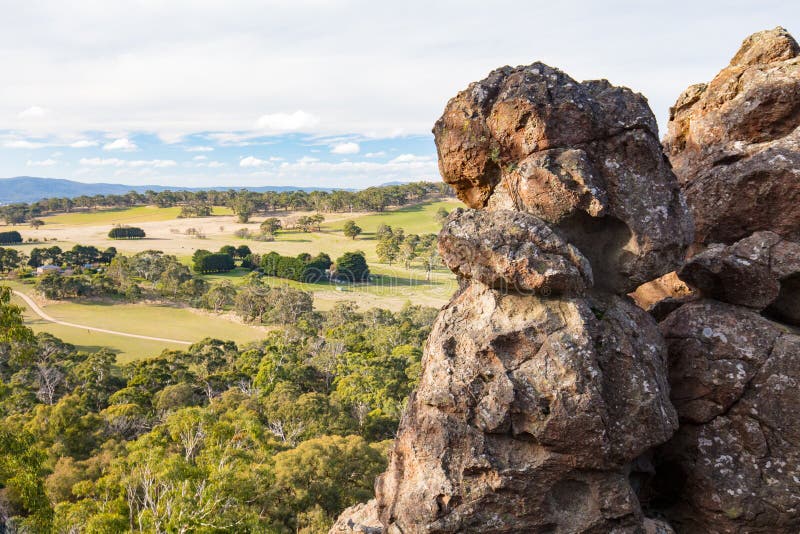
[0,177,350,204]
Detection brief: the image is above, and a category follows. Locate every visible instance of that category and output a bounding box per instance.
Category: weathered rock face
[439,208,593,295]
[677,231,800,323]
[434,63,693,293]
[645,300,800,532]
[330,61,689,534]
[632,27,800,534]
[664,27,800,245]
[375,283,676,532]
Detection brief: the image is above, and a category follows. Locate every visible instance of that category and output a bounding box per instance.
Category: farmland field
[1,199,462,361]
[7,281,270,363]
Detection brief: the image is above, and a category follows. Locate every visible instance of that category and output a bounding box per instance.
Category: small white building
[36,265,62,276]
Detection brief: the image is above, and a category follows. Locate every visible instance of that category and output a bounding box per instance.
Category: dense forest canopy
[0,283,436,532]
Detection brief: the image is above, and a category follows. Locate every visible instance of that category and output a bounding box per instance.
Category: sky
[0,0,798,189]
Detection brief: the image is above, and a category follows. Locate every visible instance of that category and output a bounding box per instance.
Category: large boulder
[664,27,800,245]
[439,208,593,295]
[677,231,800,324]
[646,300,800,532]
[434,63,693,293]
[375,283,677,532]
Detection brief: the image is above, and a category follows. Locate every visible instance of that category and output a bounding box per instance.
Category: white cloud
[103,138,138,151]
[255,110,320,132]
[130,159,176,168]
[26,158,58,167]
[80,157,175,168]
[69,139,99,148]
[389,154,432,164]
[81,157,126,166]
[331,142,360,155]
[4,140,48,149]
[364,151,386,158]
[240,156,269,167]
[18,106,49,118]
[186,145,214,152]
[193,155,208,161]
[207,161,225,168]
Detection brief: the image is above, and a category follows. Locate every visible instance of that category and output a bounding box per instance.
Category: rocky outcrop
[375,285,677,532]
[639,27,800,534]
[434,62,693,293]
[335,27,800,534]
[645,301,800,532]
[664,27,800,245]
[332,62,692,534]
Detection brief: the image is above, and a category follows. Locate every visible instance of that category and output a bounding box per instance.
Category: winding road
[12,290,193,345]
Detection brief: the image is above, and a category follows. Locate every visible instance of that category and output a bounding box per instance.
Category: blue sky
[1,1,798,189]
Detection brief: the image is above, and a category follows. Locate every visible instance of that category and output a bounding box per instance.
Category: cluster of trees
[192,245,255,274]
[27,250,202,302]
[178,201,213,218]
[192,251,235,274]
[258,251,331,283]
[0,284,435,532]
[28,244,117,268]
[0,244,118,280]
[0,182,453,226]
[0,230,22,244]
[291,213,325,232]
[375,224,441,276]
[108,226,146,240]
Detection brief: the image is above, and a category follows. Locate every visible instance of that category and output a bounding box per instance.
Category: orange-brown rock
[434,63,693,293]
[664,27,800,245]
[629,271,693,321]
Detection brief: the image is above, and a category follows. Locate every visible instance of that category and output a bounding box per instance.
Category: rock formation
[639,27,800,534]
[335,63,691,533]
[664,26,800,246]
[334,26,800,534]
[434,63,693,293]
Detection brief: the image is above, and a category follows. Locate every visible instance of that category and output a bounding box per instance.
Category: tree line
[0,182,453,226]
[0,284,436,532]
